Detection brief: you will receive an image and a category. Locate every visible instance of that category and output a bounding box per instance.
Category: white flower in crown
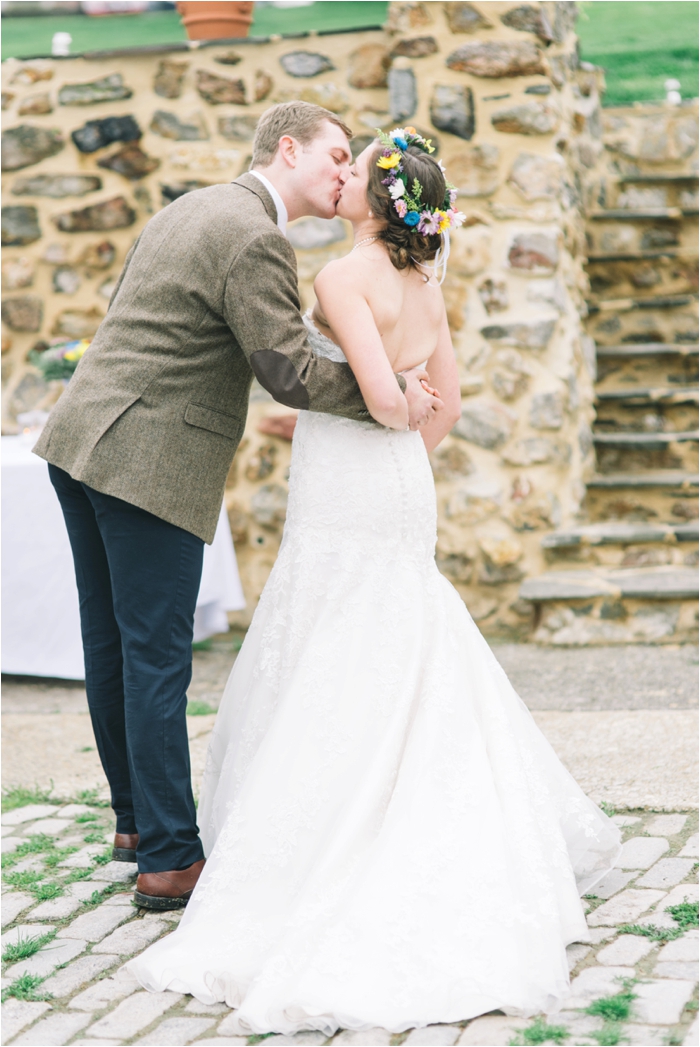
[389,180,406,199]
[437,158,446,173]
[450,210,467,228]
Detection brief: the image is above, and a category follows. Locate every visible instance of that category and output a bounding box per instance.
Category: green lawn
[1,1,697,108]
[578,1,699,105]
[0,3,389,61]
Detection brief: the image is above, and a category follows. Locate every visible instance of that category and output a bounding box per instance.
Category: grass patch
[30,881,64,902]
[2,834,57,868]
[192,639,213,652]
[509,1017,569,1045]
[1,786,55,813]
[619,922,683,941]
[1,973,51,1003]
[589,1024,627,1046]
[599,801,616,818]
[586,981,637,1023]
[3,870,44,890]
[83,832,106,845]
[92,847,114,866]
[666,900,698,930]
[75,812,99,824]
[187,700,215,716]
[2,930,55,966]
[75,788,109,807]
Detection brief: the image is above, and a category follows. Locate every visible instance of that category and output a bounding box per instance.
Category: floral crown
[375,127,466,235]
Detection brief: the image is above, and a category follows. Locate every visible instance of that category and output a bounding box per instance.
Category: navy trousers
[49,465,205,873]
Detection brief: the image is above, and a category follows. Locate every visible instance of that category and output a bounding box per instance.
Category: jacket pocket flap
[184,401,241,440]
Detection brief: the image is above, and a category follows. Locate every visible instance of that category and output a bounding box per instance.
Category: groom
[34,101,443,910]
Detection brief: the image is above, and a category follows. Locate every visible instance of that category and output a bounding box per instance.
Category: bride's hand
[402,366,445,430]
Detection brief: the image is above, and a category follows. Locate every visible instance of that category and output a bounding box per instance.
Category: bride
[130,130,620,1035]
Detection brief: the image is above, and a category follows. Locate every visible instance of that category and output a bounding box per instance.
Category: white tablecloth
[1,435,245,680]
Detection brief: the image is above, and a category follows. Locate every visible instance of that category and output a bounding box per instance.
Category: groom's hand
[402,366,445,430]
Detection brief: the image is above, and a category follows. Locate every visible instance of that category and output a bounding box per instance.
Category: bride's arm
[418,308,462,453]
[314,266,409,431]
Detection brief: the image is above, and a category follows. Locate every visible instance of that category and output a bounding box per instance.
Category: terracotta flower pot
[177,1,254,40]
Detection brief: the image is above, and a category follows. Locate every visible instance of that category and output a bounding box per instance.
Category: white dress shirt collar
[248,170,288,236]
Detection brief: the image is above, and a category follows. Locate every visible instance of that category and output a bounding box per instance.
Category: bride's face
[335,145,374,224]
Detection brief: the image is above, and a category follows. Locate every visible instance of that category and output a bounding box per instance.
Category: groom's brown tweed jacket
[34,174,382,544]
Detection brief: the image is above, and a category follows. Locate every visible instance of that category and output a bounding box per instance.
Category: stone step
[588,293,697,313]
[596,386,699,404]
[595,343,698,358]
[587,249,686,262]
[592,430,699,447]
[541,520,698,549]
[520,566,698,602]
[587,471,699,488]
[615,173,699,184]
[588,207,698,219]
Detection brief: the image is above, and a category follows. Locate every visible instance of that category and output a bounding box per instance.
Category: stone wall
[1,2,603,636]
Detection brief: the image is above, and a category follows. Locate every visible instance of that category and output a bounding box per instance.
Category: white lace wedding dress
[130,318,621,1036]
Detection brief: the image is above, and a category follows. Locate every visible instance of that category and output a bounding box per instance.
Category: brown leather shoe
[134,858,206,911]
[112,832,139,863]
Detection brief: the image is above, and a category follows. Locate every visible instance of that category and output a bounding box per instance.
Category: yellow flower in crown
[377,152,402,169]
[437,210,452,233]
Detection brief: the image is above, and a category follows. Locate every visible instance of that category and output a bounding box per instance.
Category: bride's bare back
[311,241,461,448]
[312,241,443,373]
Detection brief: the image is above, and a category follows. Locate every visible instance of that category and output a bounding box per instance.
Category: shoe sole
[112,847,137,863]
[133,889,193,911]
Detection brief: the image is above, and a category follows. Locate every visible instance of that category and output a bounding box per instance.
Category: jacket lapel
[233,171,279,227]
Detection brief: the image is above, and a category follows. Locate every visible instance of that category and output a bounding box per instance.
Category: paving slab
[259,1035,327,1045]
[587,867,636,899]
[680,833,699,857]
[92,915,168,955]
[658,883,699,910]
[4,936,87,980]
[654,961,699,979]
[56,903,133,942]
[564,965,636,1008]
[21,818,72,838]
[89,861,137,884]
[25,895,84,921]
[1,805,59,826]
[457,1016,529,1045]
[565,942,591,970]
[646,814,689,836]
[615,836,669,869]
[84,990,182,1040]
[40,953,119,998]
[403,1025,461,1046]
[0,892,33,928]
[596,934,658,966]
[658,936,699,962]
[11,1009,93,1046]
[623,1024,673,1046]
[684,1017,699,1046]
[587,888,667,925]
[133,1015,215,1045]
[1,923,54,947]
[0,999,52,1044]
[637,856,697,888]
[327,1029,394,1045]
[632,979,697,1024]
[184,999,230,1015]
[2,835,23,854]
[69,964,141,1011]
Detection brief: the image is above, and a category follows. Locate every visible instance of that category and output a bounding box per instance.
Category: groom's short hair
[251,101,352,168]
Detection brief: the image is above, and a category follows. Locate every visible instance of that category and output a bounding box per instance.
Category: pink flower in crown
[449,188,458,206]
[446,207,467,229]
[418,210,441,235]
[394,199,408,218]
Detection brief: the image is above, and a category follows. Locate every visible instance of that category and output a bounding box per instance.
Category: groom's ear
[278,135,299,169]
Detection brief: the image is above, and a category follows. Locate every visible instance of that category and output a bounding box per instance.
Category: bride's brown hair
[366,143,447,273]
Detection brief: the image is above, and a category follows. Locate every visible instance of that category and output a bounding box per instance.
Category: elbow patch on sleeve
[250,350,310,410]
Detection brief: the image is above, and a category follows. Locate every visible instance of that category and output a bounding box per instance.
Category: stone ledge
[596,386,699,404]
[541,520,699,549]
[587,470,699,488]
[595,343,699,357]
[519,566,699,601]
[592,429,699,446]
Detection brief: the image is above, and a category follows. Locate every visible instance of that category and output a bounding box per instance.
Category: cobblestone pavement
[2,643,698,1045]
[1,804,697,1046]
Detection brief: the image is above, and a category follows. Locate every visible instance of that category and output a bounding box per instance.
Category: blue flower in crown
[392,134,408,151]
[404,211,421,227]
